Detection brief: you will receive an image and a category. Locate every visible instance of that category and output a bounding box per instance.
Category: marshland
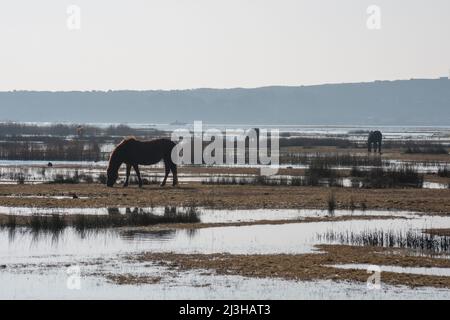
[1,122,450,299]
[4,0,450,303]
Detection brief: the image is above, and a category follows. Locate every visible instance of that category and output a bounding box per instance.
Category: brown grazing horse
[106,137,178,188]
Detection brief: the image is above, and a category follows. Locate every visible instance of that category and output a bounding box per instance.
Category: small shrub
[327,192,336,214]
[438,167,450,178]
[350,166,365,178]
[357,166,423,188]
[349,197,356,211]
[404,145,448,154]
[82,174,94,184]
[49,174,80,184]
[97,173,107,184]
[16,173,25,185]
[361,201,367,211]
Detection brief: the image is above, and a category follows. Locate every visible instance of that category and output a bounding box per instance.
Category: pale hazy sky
[0,0,449,90]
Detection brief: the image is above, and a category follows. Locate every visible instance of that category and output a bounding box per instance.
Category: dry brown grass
[134,245,450,288]
[282,146,450,162]
[424,229,450,237]
[0,183,449,213]
[105,274,162,285]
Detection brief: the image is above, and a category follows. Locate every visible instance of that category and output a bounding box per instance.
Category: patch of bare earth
[133,245,450,288]
[119,215,404,233]
[424,229,450,237]
[106,274,162,286]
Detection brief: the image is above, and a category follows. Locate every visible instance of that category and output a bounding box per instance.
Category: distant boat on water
[170,120,187,126]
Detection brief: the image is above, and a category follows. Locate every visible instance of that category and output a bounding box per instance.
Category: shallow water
[0,205,420,221]
[422,181,448,189]
[1,124,449,298]
[0,160,108,167]
[330,264,450,277]
[1,157,449,186]
[120,216,450,255]
[1,208,450,299]
[2,259,450,300]
[0,210,448,262]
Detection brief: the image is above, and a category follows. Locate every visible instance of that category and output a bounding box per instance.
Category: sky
[0,0,449,91]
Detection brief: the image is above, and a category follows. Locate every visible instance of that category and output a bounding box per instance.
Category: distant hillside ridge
[1,78,449,125]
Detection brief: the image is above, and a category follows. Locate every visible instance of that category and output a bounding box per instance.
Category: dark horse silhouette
[107,137,178,188]
[368,131,382,153]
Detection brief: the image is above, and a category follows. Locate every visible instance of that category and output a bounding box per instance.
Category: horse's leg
[133,164,143,188]
[161,159,170,187]
[123,164,131,187]
[170,161,178,186]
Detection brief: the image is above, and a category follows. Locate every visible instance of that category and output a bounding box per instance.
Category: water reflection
[0,206,200,244]
[1,210,450,260]
[121,229,176,241]
[317,229,450,255]
[107,207,121,215]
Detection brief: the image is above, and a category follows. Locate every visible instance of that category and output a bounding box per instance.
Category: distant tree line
[0,140,102,161]
[0,122,169,161]
[0,122,164,138]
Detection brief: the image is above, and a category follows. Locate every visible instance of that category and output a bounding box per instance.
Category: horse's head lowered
[106,164,119,187]
[106,145,123,187]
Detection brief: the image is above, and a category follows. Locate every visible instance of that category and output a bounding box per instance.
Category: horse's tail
[165,139,179,185]
[165,139,178,166]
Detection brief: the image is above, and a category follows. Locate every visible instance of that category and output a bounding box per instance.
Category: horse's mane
[117,136,137,147]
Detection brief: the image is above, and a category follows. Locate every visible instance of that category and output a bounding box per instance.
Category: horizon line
[1,77,448,93]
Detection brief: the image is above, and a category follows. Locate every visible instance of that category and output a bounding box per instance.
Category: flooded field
[1,205,450,298]
[330,264,450,278]
[1,163,449,190]
[3,259,450,300]
[3,0,450,303]
[1,124,450,299]
[1,208,449,257]
[4,259,450,300]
